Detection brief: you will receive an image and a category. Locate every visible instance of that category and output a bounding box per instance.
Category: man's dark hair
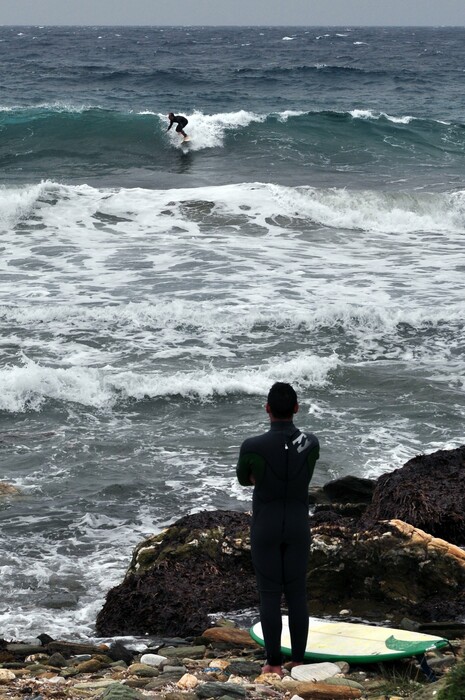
[267,382,298,419]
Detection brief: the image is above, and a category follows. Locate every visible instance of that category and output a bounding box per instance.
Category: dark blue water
[1,26,464,641]
[1,26,465,188]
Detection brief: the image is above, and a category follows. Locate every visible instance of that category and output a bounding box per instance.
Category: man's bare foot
[262,664,283,677]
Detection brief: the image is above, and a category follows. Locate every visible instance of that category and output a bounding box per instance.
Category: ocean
[0,25,464,642]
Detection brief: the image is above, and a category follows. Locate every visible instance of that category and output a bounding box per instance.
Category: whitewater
[0,25,464,642]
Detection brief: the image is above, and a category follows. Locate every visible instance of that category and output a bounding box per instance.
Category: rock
[139,653,167,667]
[209,659,231,670]
[161,644,206,659]
[43,675,66,685]
[45,652,67,667]
[427,654,457,671]
[144,676,183,691]
[0,669,16,683]
[6,643,45,656]
[225,660,262,677]
[74,658,106,673]
[162,664,187,674]
[107,641,135,664]
[96,510,257,638]
[176,672,199,689]
[70,679,118,690]
[97,684,145,700]
[294,681,362,698]
[25,653,49,663]
[46,640,108,657]
[322,677,364,690]
[202,627,259,648]
[128,662,159,677]
[322,475,376,504]
[291,662,342,682]
[196,681,247,697]
[363,445,465,543]
[410,676,448,699]
[307,518,465,619]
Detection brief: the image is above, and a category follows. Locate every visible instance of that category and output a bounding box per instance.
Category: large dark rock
[96,510,257,638]
[362,446,465,544]
[307,518,465,620]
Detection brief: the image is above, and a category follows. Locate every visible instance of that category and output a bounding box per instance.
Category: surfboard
[249,616,449,663]
[182,136,191,143]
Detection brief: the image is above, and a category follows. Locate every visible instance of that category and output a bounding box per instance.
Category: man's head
[266,382,298,420]
[168,112,175,119]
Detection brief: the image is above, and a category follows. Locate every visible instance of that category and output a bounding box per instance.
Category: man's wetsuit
[237,421,319,665]
[167,114,188,133]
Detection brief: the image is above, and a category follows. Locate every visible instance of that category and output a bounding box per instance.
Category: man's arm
[236,451,265,486]
[167,118,173,131]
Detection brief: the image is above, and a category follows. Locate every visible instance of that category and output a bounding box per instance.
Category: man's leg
[284,586,308,663]
[252,533,284,672]
[258,588,283,669]
[282,535,310,663]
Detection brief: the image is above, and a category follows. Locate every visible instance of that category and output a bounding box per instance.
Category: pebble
[127,662,159,677]
[196,681,247,697]
[99,684,145,700]
[176,672,199,689]
[0,669,16,683]
[139,652,167,667]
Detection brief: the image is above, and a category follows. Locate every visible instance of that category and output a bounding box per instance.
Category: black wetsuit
[237,421,319,665]
[167,114,188,133]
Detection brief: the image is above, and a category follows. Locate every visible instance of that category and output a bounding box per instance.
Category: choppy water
[0,25,464,641]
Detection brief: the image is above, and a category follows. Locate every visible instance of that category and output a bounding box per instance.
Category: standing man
[237,382,319,676]
[167,112,189,141]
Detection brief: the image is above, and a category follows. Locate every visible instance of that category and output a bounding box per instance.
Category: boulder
[307,518,465,619]
[309,475,376,518]
[362,445,465,544]
[96,510,257,638]
[322,475,376,504]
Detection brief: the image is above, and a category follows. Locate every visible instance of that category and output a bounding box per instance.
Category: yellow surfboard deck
[250,616,448,663]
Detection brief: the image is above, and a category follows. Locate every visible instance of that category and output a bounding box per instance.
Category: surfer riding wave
[167,112,189,141]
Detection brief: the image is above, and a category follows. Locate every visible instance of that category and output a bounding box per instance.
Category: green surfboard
[250,616,449,663]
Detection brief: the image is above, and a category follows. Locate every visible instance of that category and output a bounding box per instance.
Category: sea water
[0,26,464,641]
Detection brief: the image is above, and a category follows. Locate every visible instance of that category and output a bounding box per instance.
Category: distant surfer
[236,382,320,676]
[167,112,189,141]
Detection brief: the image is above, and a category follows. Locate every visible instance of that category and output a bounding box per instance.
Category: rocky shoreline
[2,445,465,699]
[1,620,464,700]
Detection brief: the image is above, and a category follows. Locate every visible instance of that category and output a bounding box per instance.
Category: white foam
[350,109,414,124]
[276,109,307,122]
[161,109,266,150]
[0,181,49,227]
[0,102,96,113]
[1,180,465,412]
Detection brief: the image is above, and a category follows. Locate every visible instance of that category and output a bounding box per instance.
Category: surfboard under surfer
[167,113,189,141]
